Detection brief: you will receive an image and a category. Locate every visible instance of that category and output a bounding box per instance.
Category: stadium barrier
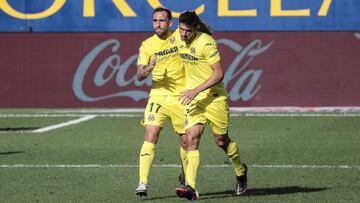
[1,32,360,108]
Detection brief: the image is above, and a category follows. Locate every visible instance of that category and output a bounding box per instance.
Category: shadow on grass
[199,186,328,200]
[144,186,328,201]
[0,127,38,131]
[0,151,24,155]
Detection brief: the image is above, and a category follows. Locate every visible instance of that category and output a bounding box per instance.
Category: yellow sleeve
[203,37,221,65]
[137,42,151,66]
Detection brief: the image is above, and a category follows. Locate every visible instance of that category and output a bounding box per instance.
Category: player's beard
[156,28,168,39]
[181,33,195,44]
[181,36,189,43]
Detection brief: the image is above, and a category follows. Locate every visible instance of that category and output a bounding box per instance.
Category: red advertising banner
[1,32,360,108]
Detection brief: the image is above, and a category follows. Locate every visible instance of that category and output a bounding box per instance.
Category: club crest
[148,114,155,121]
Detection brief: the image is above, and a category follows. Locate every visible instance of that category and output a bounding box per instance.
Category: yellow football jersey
[179,32,227,102]
[137,29,185,96]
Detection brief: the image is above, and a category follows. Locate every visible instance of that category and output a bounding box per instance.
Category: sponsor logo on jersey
[180,53,198,61]
[155,46,178,57]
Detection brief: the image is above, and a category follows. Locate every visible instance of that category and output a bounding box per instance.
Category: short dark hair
[179,11,213,35]
[153,7,172,20]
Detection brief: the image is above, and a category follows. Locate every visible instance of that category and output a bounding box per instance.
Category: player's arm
[137,55,157,81]
[137,65,152,81]
[180,61,224,105]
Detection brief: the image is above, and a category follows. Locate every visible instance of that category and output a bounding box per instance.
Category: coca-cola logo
[218,38,272,101]
[73,39,149,102]
[355,32,360,39]
[73,38,273,102]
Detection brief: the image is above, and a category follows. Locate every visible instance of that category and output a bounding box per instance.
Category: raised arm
[136,55,157,81]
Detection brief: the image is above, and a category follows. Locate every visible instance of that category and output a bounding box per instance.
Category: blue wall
[1,0,360,32]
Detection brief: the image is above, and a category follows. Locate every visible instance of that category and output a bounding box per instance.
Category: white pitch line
[0,114,142,118]
[32,115,96,133]
[52,107,360,113]
[235,113,360,117]
[0,164,359,169]
[53,108,145,113]
[2,113,360,118]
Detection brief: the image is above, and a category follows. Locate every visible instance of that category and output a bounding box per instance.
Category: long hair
[179,11,213,35]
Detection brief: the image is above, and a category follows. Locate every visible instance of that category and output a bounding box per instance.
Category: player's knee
[179,135,188,149]
[144,128,161,144]
[214,134,231,150]
[215,139,226,149]
[144,134,159,144]
[186,133,200,149]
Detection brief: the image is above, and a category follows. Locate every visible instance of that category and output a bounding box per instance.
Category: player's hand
[180,89,199,105]
[148,55,157,71]
[136,55,157,81]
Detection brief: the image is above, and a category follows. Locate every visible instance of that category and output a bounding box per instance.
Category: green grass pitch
[0,109,359,202]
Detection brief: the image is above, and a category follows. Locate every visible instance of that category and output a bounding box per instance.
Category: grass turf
[0,109,359,202]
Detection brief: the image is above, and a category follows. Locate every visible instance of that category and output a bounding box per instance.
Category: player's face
[179,23,196,44]
[153,11,172,39]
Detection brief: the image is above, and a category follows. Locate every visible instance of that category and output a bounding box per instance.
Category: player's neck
[157,31,171,40]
